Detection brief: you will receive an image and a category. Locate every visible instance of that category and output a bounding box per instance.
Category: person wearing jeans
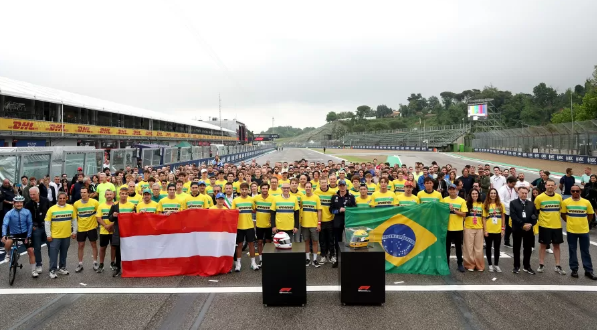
[561,186,597,279]
[25,187,50,272]
[44,192,76,278]
[49,238,70,272]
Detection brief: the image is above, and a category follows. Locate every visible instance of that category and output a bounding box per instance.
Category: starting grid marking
[2,285,597,295]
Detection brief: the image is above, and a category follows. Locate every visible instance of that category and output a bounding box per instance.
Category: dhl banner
[0,118,235,141]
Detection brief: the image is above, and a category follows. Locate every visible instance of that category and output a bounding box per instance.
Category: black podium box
[262,242,306,306]
[339,242,385,305]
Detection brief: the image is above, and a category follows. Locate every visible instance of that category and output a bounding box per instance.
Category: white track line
[0,244,46,265]
[2,285,597,295]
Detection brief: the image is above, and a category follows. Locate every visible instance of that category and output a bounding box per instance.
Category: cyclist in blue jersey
[2,195,37,277]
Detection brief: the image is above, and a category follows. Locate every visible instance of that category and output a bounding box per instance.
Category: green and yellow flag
[346,203,450,275]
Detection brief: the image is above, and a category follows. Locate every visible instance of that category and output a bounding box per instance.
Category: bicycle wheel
[8,249,17,286]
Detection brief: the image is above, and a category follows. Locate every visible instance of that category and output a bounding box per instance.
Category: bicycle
[6,237,25,286]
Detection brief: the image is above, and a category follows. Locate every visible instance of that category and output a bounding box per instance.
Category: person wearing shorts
[534,179,566,275]
[96,189,115,273]
[231,183,259,272]
[73,187,100,273]
[254,183,274,266]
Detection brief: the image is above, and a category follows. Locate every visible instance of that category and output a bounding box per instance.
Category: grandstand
[278,121,344,146]
[0,76,238,148]
[342,124,469,149]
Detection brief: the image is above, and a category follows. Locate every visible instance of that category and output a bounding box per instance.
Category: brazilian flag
[345,203,450,275]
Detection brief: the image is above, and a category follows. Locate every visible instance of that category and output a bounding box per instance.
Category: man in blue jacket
[1,195,38,278]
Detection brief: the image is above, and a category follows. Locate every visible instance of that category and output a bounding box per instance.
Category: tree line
[259,126,316,138]
[325,65,597,134]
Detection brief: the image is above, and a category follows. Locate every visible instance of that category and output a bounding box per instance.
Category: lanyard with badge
[492,207,498,225]
[521,201,526,218]
[472,207,478,225]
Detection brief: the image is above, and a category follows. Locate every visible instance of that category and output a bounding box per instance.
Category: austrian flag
[118,209,239,277]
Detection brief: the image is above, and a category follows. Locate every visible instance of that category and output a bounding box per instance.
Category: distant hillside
[278,121,345,143]
[260,126,316,138]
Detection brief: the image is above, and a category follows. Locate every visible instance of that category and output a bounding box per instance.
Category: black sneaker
[512,268,520,274]
[305,259,311,267]
[110,262,116,270]
[523,268,536,275]
[572,270,579,278]
[112,268,121,277]
[313,260,321,268]
[457,265,465,273]
[585,272,597,280]
[96,264,104,273]
[332,261,338,268]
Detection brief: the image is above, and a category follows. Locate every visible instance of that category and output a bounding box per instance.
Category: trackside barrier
[473,148,597,166]
[164,147,275,172]
[301,146,434,151]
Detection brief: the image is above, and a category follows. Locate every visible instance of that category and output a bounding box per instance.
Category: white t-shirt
[492,175,506,190]
[498,185,518,215]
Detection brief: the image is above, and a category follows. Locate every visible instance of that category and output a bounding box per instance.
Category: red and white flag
[119,209,239,277]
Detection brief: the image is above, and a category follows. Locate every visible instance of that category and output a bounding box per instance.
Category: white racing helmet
[273,232,292,249]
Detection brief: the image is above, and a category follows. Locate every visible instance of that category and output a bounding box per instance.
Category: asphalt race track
[2,148,597,330]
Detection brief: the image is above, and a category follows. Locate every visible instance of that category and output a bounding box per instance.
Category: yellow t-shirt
[184,194,210,209]
[137,200,158,214]
[278,179,291,186]
[254,194,275,228]
[271,195,299,230]
[209,205,227,210]
[442,196,468,231]
[370,190,398,208]
[355,195,372,208]
[417,190,443,203]
[45,204,75,238]
[483,203,505,234]
[96,182,116,204]
[393,179,406,194]
[365,183,377,196]
[215,179,227,189]
[175,192,189,201]
[301,194,322,228]
[201,192,214,207]
[136,181,150,195]
[562,198,595,234]
[73,199,99,232]
[182,181,192,194]
[328,185,339,195]
[396,194,420,207]
[232,196,255,230]
[233,181,246,194]
[117,201,136,215]
[127,194,141,206]
[310,180,320,191]
[464,202,484,229]
[534,193,563,229]
[157,197,185,213]
[269,187,282,197]
[96,202,114,235]
[315,188,336,222]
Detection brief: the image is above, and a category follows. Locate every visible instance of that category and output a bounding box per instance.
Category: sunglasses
[571,190,581,193]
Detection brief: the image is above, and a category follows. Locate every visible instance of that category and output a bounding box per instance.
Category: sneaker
[537,265,545,273]
[504,243,512,248]
[457,265,465,273]
[251,263,260,271]
[571,270,579,278]
[467,268,475,272]
[494,266,502,273]
[488,265,494,272]
[110,262,115,270]
[35,266,43,274]
[451,243,455,249]
[259,261,263,267]
[75,264,84,273]
[320,257,327,264]
[555,266,566,275]
[523,268,536,275]
[96,264,104,273]
[235,264,241,272]
[477,269,484,272]
[49,270,58,279]
[112,268,121,277]
[332,261,338,268]
[32,270,39,278]
[313,260,321,268]
[4,256,9,262]
[546,248,554,254]
[93,262,99,271]
[57,268,69,275]
[585,272,597,280]
[306,259,311,267]
[330,256,337,264]
[512,268,520,274]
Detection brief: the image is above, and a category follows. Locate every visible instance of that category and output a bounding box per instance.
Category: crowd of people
[2,155,597,281]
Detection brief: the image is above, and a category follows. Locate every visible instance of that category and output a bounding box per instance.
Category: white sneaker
[49,270,58,279]
[35,266,43,274]
[546,248,554,254]
[251,263,260,271]
[57,268,69,275]
[488,265,494,272]
[330,256,337,264]
[31,270,39,278]
[320,257,327,264]
[494,266,502,273]
[93,262,99,271]
[235,264,241,272]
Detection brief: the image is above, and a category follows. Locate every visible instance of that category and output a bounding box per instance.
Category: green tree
[376,104,393,118]
[356,105,371,120]
[326,111,338,122]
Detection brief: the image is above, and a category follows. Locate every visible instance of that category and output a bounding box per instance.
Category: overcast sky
[1,0,596,132]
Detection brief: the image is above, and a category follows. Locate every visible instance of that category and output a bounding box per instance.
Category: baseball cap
[198,180,206,186]
[77,167,83,171]
[142,188,151,194]
[338,170,346,174]
[338,180,346,186]
[448,183,457,189]
[201,169,207,173]
[404,181,414,187]
[216,193,225,199]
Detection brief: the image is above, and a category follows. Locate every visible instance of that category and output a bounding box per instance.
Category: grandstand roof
[0,76,234,133]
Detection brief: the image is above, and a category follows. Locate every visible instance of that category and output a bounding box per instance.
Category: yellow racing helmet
[349,229,370,248]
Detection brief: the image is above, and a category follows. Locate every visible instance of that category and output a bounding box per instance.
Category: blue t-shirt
[559,175,575,195]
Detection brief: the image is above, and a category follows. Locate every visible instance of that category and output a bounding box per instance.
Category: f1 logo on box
[279,288,292,295]
[357,286,371,293]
